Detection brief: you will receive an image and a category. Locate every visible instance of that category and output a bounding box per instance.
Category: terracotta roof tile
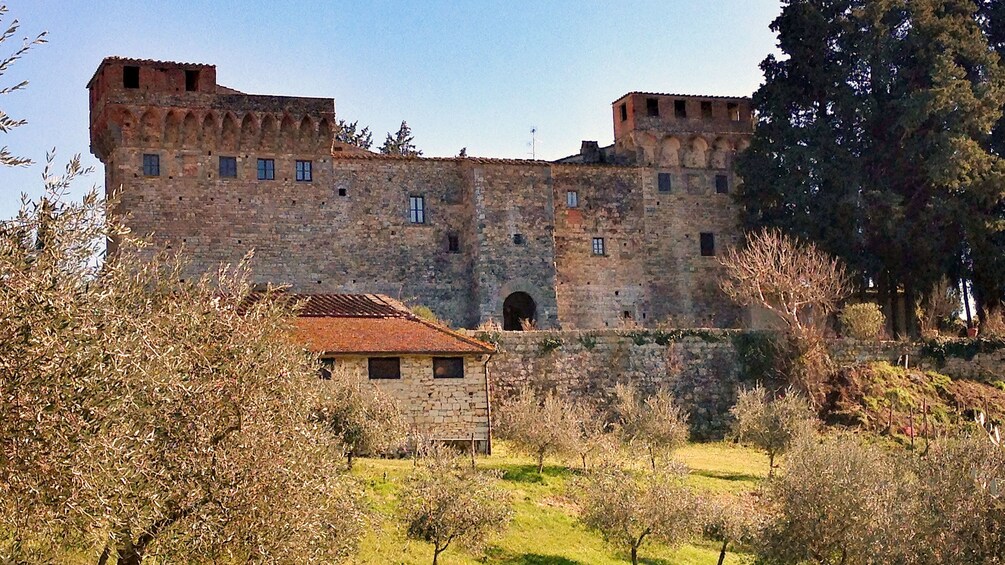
[289,293,494,355]
[612,91,751,104]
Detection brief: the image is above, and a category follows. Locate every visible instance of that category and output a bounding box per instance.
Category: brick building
[88,57,754,330]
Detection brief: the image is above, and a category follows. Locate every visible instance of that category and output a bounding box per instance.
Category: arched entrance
[503,292,537,331]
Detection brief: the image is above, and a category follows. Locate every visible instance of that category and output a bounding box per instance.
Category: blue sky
[0,0,781,218]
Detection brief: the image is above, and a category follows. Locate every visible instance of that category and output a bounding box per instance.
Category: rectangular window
[142,154,159,176]
[513,233,525,245]
[567,190,579,208]
[123,66,140,89]
[658,172,672,193]
[674,100,687,118]
[368,357,401,380]
[433,357,465,379]
[592,237,605,256]
[409,195,425,224]
[318,358,335,380]
[296,160,313,182]
[700,233,716,256]
[727,102,740,121]
[219,156,237,178]
[715,174,729,194]
[185,70,199,92]
[257,158,275,180]
[447,233,460,253]
[646,98,659,117]
[701,101,713,119]
[619,103,628,122]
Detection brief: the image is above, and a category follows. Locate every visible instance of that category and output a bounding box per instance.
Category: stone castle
[88,57,753,330]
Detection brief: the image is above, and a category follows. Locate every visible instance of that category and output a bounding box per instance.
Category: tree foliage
[613,384,689,470]
[0,179,366,563]
[333,118,373,150]
[0,5,46,167]
[380,120,422,156]
[577,463,701,565]
[737,0,1005,332]
[730,384,816,475]
[399,451,512,565]
[495,389,580,473]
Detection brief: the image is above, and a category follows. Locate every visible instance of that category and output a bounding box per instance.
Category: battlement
[88,57,335,160]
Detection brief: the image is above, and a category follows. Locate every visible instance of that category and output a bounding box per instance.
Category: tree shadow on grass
[485,547,584,564]
[496,463,575,484]
[691,468,763,483]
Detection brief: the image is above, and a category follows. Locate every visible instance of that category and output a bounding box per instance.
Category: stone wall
[482,330,1005,440]
[337,355,492,444]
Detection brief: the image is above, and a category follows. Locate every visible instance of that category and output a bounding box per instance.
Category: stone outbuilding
[292,293,496,452]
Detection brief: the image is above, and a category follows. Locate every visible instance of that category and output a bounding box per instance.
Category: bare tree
[613,384,689,470]
[730,384,816,476]
[495,389,580,474]
[577,462,701,565]
[399,450,512,565]
[312,365,406,470]
[0,183,366,563]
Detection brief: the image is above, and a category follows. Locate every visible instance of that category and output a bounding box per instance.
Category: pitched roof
[291,294,495,356]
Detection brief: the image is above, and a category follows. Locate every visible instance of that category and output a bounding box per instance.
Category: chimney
[580,140,600,163]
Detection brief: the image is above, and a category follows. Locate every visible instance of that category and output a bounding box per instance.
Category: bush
[839,302,886,340]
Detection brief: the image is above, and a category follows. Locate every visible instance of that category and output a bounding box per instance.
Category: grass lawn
[354,441,769,564]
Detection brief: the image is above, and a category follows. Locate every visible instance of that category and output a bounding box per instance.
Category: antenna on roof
[528,127,539,160]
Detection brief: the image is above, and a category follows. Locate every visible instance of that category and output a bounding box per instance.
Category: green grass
[354,441,768,564]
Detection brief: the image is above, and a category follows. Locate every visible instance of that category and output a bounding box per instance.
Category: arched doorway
[503,292,537,331]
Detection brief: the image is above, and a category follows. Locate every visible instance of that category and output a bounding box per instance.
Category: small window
[619,103,628,122]
[318,358,335,380]
[142,154,160,176]
[368,357,401,380]
[447,233,460,253]
[727,102,740,121]
[701,101,713,119]
[219,156,237,178]
[567,190,579,208]
[715,174,729,194]
[513,233,525,245]
[296,160,312,182]
[674,100,687,118]
[658,172,672,193]
[646,98,659,117]
[338,187,347,196]
[700,233,715,256]
[592,237,605,256]
[123,66,140,89]
[433,357,465,379]
[257,158,275,180]
[185,70,200,92]
[409,195,425,224]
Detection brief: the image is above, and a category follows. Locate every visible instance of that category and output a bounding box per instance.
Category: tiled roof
[87,56,214,88]
[291,293,495,355]
[612,91,751,104]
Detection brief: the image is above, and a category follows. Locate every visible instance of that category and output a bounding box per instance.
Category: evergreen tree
[737,0,1005,335]
[380,120,422,156]
[333,119,373,150]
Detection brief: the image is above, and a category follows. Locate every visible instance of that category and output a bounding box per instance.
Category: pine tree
[333,119,373,150]
[379,120,422,156]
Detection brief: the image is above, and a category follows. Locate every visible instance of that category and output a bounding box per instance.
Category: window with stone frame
[123,66,139,89]
[674,99,687,118]
[296,159,312,182]
[567,190,579,208]
[409,195,425,224]
[715,174,729,194]
[701,100,713,119]
[658,172,672,193]
[700,233,716,256]
[619,103,628,122]
[447,233,460,253]
[219,156,237,178]
[646,98,660,117]
[257,158,275,180]
[368,357,401,380]
[592,237,606,256]
[433,357,464,379]
[142,154,160,177]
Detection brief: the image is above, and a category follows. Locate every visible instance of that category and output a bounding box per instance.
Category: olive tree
[399,451,512,565]
[730,384,816,476]
[571,399,618,471]
[495,388,579,473]
[577,462,700,565]
[0,183,366,563]
[614,383,689,470]
[312,364,406,470]
[702,493,764,565]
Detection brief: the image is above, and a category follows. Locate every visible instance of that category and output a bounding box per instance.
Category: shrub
[730,385,815,475]
[839,302,886,340]
[411,304,444,325]
[577,463,700,565]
